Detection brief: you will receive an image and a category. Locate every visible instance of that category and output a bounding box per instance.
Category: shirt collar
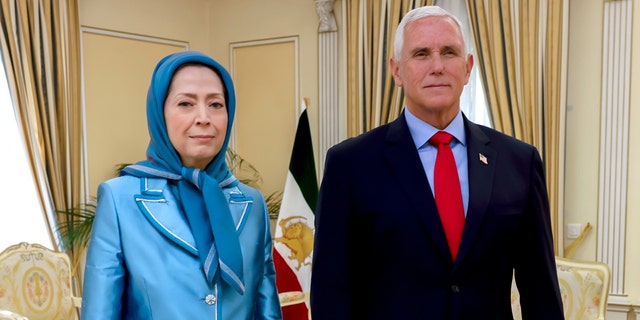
[404,108,466,149]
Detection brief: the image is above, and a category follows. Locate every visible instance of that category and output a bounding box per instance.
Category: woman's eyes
[176,100,225,108]
[210,102,225,109]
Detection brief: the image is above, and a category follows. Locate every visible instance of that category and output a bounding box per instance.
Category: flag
[273,100,318,319]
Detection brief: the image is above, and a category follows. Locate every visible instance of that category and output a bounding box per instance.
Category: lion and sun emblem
[273,215,314,270]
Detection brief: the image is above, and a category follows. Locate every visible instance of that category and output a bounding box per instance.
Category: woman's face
[164,65,228,170]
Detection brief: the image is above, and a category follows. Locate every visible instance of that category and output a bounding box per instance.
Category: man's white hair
[393,5,467,61]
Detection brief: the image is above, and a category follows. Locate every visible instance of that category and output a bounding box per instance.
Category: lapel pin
[479,153,488,165]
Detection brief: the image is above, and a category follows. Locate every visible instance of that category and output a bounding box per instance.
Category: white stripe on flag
[274,170,314,293]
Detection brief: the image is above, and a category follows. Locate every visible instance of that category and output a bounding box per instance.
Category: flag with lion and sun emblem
[273,99,318,320]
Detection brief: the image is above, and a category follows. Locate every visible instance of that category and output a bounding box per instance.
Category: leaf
[226,149,263,187]
[266,191,283,219]
[57,201,96,251]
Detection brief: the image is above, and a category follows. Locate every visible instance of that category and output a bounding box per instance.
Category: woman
[81,51,282,319]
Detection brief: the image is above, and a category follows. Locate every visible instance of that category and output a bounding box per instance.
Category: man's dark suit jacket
[310,112,564,320]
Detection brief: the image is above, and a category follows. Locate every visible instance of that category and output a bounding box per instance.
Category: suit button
[205,294,217,305]
[451,285,460,293]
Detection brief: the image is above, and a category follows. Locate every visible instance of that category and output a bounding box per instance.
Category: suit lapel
[226,186,254,234]
[134,178,253,257]
[456,119,496,265]
[135,178,198,255]
[383,115,452,262]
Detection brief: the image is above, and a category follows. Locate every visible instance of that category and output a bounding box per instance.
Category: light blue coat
[81,176,282,319]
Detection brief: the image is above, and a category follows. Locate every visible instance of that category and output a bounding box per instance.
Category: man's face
[391,16,473,127]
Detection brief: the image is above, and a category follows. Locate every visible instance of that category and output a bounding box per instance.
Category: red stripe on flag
[274,249,309,319]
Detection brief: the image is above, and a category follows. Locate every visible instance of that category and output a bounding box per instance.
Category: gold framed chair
[556,256,610,320]
[511,256,611,320]
[0,242,81,320]
[0,310,28,320]
[278,291,311,319]
[278,291,308,307]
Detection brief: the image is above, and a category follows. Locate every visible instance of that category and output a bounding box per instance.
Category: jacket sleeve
[255,198,283,320]
[514,148,564,319]
[81,182,125,320]
[310,146,354,320]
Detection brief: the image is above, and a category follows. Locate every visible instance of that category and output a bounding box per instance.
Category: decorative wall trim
[79,27,188,199]
[607,295,637,320]
[317,31,339,174]
[81,27,189,48]
[228,36,300,152]
[315,0,338,33]
[597,0,632,296]
[315,0,340,174]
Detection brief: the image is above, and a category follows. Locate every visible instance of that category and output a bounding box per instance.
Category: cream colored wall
[565,0,640,310]
[208,0,319,198]
[79,0,211,52]
[564,0,602,262]
[79,0,320,200]
[208,0,320,197]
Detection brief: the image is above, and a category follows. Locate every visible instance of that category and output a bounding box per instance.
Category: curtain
[467,0,564,248]
[0,0,83,258]
[346,0,434,136]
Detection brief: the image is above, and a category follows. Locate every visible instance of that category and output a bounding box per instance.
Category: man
[310,6,564,320]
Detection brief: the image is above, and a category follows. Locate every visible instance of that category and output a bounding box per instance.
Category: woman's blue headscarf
[121,51,244,294]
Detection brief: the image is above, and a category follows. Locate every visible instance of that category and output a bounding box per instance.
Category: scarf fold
[122,51,245,294]
[181,166,244,293]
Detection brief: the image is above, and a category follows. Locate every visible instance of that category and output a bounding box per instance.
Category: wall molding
[315,0,340,174]
[79,27,188,200]
[596,0,632,297]
[607,295,637,319]
[81,27,189,48]
[228,36,300,152]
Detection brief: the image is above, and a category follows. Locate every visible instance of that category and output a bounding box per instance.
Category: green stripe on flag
[288,109,318,213]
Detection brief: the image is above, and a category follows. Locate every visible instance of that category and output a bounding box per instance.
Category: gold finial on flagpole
[303,97,310,109]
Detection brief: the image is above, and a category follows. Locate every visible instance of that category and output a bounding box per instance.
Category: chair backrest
[0,242,81,320]
[0,310,28,320]
[511,256,611,320]
[556,256,610,320]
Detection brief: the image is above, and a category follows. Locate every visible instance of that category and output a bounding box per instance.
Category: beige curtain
[467,0,564,249]
[0,0,83,257]
[346,0,435,136]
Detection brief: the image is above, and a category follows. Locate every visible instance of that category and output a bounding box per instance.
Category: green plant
[57,200,97,255]
[226,148,282,219]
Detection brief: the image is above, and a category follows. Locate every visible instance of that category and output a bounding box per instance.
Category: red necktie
[429,131,465,261]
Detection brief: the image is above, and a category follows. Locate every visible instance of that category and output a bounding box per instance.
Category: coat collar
[132,178,253,256]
